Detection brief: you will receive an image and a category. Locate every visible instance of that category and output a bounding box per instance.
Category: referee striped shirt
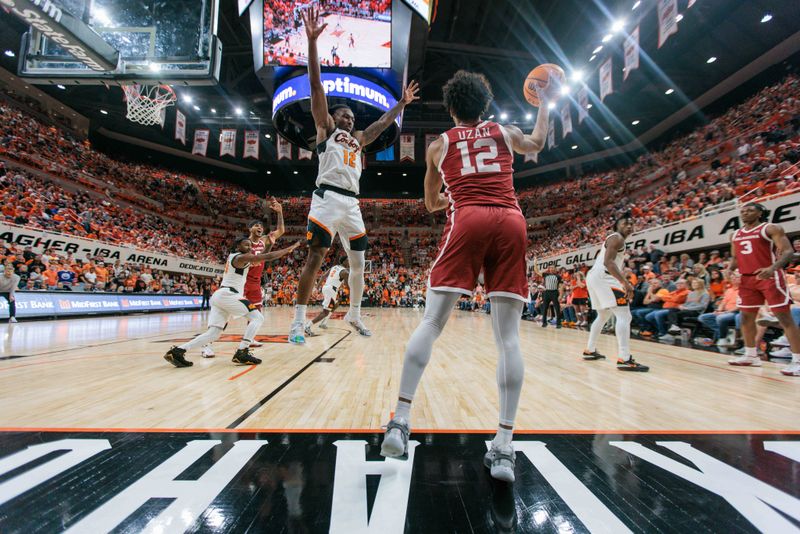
[542,273,560,291]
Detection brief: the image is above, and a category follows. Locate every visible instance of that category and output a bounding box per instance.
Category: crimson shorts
[737,271,791,312]
[428,205,528,302]
[244,283,263,309]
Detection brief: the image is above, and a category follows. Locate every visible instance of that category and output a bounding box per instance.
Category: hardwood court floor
[0,308,797,432]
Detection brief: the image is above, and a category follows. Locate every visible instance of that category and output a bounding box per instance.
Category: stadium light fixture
[266,171,271,174]
[210,108,217,113]
[264,133,271,139]
[525,113,533,120]
[612,19,626,33]
[148,63,161,72]
[601,34,612,43]
[193,105,200,111]
[603,135,611,140]
[587,103,593,109]
[631,119,640,125]
[665,88,674,95]
[182,94,192,103]
[235,108,243,115]
[500,112,508,120]
[547,102,556,110]
[293,170,298,175]
[56,84,66,90]
[761,13,772,23]
[377,172,382,176]
[571,70,584,82]
[100,110,108,115]
[402,173,408,176]
[560,85,571,96]
[488,114,495,119]
[589,54,597,62]
[706,56,717,63]
[632,1,641,10]
[675,14,683,22]
[592,45,603,54]
[571,145,578,150]
[4,50,15,57]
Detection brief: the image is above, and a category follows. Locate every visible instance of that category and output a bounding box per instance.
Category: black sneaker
[232,348,262,365]
[582,350,606,361]
[617,357,649,372]
[164,346,192,368]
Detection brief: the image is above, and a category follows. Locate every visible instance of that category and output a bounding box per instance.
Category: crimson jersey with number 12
[438,121,519,211]
[732,222,776,275]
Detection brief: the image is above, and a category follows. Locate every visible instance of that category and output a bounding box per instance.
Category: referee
[533,260,562,329]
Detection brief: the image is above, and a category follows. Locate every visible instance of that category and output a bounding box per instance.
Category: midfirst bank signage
[273,73,400,125]
[0,431,798,532]
[535,191,800,271]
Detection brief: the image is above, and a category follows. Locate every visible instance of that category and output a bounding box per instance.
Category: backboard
[14,0,221,85]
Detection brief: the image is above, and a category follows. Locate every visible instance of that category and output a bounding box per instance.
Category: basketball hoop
[122,84,177,126]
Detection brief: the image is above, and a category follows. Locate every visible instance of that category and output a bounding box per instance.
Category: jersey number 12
[343,150,357,168]
[455,138,501,176]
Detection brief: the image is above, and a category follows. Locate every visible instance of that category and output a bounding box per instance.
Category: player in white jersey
[305,257,349,335]
[584,215,650,371]
[289,6,419,345]
[164,237,300,368]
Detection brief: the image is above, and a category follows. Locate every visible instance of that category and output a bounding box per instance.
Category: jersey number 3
[455,138,501,176]
[739,240,753,255]
[343,150,357,168]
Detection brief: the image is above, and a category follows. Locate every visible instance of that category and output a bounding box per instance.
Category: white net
[122,84,177,126]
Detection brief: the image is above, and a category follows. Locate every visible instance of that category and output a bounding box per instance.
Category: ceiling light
[182,95,192,103]
[92,7,112,26]
[377,172,382,176]
[706,56,717,63]
[560,85,571,96]
[265,133,271,139]
[193,105,200,111]
[402,173,407,177]
[675,14,683,22]
[587,104,593,109]
[612,19,626,33]
[148,63,160,72]
[4,50,15,57]
[571,145,578,150]
[547,102,556,110]
[525,113,533,120]
[632,1,641,10]
[249,110,255,115]
[100,110,108,115]
[56,84,66,90]
[571,70,584,82]
[603,135,611,140]
[210,108,217,113]
[665,88,674,95]
[293,171,298,175]
[488,114,495,119]
[500,112,508,120]
[589,54,597,62]
[266,171,271,174]
[592,45,603,54]
[631,120,640,125]
[602,34,612,43]
[235,108,243,115]
[760,13,772,23]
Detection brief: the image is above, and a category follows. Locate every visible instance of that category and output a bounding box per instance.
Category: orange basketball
[523,64,566,107]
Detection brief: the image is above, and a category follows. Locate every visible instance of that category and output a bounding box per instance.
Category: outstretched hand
[301,6,327,41]
[268,196,282,213]
[400,80,420,106]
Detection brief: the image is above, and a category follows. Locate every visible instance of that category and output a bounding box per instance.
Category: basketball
[523,64,566,107]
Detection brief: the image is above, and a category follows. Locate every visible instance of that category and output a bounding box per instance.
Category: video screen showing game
[264,1,392,68]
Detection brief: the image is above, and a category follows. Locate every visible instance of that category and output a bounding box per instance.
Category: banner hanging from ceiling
[658,0,679,48]
[599,58,613,101]
[175,109,186,145]
[192,129,209,156]
[220,129,237,157]
[244,130,259,159]
[624,26,640,80]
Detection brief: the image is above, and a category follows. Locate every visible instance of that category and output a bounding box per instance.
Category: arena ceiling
[0,0,798,197]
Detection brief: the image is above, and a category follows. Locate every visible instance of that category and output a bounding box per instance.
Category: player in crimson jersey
[381,70,552,482]
[727,203,800,376]
[200,197,284,357]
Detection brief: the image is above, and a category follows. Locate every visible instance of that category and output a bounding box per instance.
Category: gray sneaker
[380,417,410,460]
[345,312,372,337]
[484,443,516,483]
[288,321,305,345]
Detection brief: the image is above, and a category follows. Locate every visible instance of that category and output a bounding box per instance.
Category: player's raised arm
[356,81,420,147]
[266,196,284,243]
[302,7,334,137]
[234,242,301,267]
[423,137,449,213]
[506,93,550,155]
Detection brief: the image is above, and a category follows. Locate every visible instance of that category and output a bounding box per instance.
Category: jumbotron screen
[264,1,392,68]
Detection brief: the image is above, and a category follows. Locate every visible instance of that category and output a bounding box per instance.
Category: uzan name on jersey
[334,132,360,152]
[455,127,492,141]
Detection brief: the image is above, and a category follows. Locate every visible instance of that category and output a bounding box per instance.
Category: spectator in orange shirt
[640,279,689,337]
[697,275,740,343]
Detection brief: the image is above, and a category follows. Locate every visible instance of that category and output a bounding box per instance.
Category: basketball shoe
[164,346,192,368]
[617,357,649,372]
[380,416,410,460]
[249,340,264,347]
[781,361,800,376]
[232,348,262,365]
[582,350,606,361]
[344,311,372,337]
[484,443,516,483]
[201,344,215,358]
[289,321,306,345]
[728,355,762,367]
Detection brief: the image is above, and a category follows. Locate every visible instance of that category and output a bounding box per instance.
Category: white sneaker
[668,325,681,334]
[288,321,305,345]
[344,312,372,337]
[201,344,215,358]
[8,317,17,323]
[318,323,329,329]
[249,340,264,347]
[756,316,780,327]
[771,335,790,347]
[728,355,762,367]
[781,362,800,376]
[484,443,516,483]
[380,417,410,459]
[769,347,792,359]
[659,334,676,342]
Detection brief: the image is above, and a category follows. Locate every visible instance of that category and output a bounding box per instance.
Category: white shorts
[207,288,257,329]
[307,188,367,251]
[587,270,628,310]
[321,286,338,310]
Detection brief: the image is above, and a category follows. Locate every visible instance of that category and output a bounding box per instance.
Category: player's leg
[380,289,461,458]
[341,198,371,336]
[773,308,800,375]
[729,309,761,366]
[233,306,264,365]
[165,295,228,367]
[610,305,648,371]
[244,285,264,347]
[584,279,614,360]
[290,207,333,344]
